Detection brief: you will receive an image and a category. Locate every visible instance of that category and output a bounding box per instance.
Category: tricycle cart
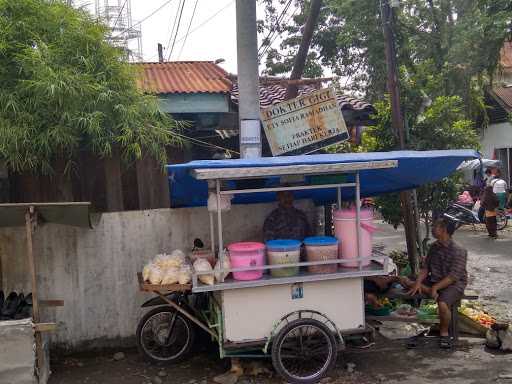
[136,150,477,384]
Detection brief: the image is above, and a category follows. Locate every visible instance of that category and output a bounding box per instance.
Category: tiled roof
[135,61,232,94]
[492,86,512,110]
[500,41,512,71]
[230,83,375,113]
[134,61,374,113]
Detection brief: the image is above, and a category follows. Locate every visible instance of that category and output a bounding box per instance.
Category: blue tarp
[167,150,479,208]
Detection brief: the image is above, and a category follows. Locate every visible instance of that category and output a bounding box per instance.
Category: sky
[76,0,274,74]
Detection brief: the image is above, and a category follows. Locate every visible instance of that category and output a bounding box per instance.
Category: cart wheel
[136,306,195,364]
[497,211,508,230]
[271,318,337,384]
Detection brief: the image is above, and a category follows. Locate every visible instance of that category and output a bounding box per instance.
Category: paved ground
[48,223,512,384]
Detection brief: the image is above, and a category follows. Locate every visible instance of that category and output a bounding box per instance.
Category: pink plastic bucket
[228,242,266,281]
[333,208,375,268]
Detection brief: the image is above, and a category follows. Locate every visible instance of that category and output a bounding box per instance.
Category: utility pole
[158,43,164,63]
[286,0,323,99]
[381,0,419,273]
[236,0,261,159]
[67,0,72,5]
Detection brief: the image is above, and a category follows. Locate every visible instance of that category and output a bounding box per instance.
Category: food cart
[137,150,478,384]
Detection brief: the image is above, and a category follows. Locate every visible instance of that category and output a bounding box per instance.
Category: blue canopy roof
[167,150,479,208]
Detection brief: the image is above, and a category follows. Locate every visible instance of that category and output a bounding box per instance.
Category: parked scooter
[443,203,508,230]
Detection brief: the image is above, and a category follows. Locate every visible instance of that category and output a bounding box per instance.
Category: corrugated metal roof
[230,83,375,113]
[136,61,232,94]
[493,86,512,110]
[501,41,512,70]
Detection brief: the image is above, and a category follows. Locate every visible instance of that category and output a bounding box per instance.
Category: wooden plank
[25,207,44,375]
[103,148,124,212]
[366,315,439,324]
[137,272,191,293]
[40,300,64,307]
[192,160,398,180]
[33,323,57,333]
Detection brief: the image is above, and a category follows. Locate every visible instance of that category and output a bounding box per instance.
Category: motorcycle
[443,203,508,231]
[136,239,209,364]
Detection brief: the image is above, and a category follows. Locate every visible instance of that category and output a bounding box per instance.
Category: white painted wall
[0,202,315,351]
[481,121,512,158]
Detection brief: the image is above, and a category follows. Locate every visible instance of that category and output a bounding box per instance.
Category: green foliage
[0,0,180,173]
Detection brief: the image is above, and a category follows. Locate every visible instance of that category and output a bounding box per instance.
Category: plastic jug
[333,208,375,268]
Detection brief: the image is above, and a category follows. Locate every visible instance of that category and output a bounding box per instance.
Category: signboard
[260,87,349,156]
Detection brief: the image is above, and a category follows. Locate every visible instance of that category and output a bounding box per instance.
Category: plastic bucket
[266,239,301,277]
[228,242,265,281]
[333,208,374,268]
[304,236,338,274]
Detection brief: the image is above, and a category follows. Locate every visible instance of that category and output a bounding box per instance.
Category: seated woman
[364,275,399,308]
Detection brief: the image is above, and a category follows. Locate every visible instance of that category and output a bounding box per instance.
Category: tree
[0,0,180,174]
[260,0,512,115]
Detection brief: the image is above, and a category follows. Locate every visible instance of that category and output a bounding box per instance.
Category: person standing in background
[481,186,499,239]
[491,169,508,210]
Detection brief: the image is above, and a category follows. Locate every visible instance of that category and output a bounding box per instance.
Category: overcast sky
[77,0,276,74]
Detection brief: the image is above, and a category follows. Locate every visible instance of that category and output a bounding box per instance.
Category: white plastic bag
[161,267,179,285]
[148,265,164,285]
[142,263,153,282]
[168,250,186,268]
[154,253,172,269]
[214,254,231,283]
[193,259,214,285]
[178,265,192,285]
[207,193,233,212]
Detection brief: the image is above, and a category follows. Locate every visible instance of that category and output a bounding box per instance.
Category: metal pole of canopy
[209,212,215,256]
[337,186,342,209]
[216,180,224,282]
[355,172,362,270]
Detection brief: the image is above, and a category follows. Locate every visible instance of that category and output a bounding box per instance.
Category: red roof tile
[501,41,512,70]
[135,61,232,94]
[492,86,512,110]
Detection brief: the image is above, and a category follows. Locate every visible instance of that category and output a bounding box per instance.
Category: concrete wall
[0,201,315,351]
[0,319,36,384]
[481,121,512,158]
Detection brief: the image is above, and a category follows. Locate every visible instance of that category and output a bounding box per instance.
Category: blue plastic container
[266,239,301,277]
[303,236,339,274]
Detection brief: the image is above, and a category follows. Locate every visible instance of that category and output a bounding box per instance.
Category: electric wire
[177,0,199,60]
[259,2,299,60]
[167,0,186,60]
[174,131,239,155]
[257,0,293,58]
[163,0,183,62]
[173,0,235,46]
[111,0,128,31]
[111,0,176,38]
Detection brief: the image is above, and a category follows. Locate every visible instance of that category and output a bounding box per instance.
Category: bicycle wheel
[271,318,337,384]
[136,306,195,364]
[497,211,508,231]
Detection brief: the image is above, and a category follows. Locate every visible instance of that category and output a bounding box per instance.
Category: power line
[259,2,298,60]
[112,0,128,31]
[258,0,292,57]
[177,0,199,60]
[163,0,183,61]
[167,0,186,61]
[174,132,239,155]
[111,0,176,38]
[173,0,235,46]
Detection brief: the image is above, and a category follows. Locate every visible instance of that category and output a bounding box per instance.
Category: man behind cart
[263,191,311,241]
[400,217,468,349]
